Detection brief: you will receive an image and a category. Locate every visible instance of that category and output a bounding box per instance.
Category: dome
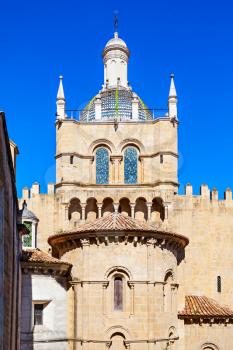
[19,200,38,221]
[105,32,127,48]
[103,32,129,58]
[80,87,153,122]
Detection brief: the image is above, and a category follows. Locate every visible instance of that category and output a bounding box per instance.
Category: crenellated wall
[171,184,233,308]
[18,181,233,312]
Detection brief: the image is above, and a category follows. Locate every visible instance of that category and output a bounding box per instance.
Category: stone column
[132,93,139,119]
[31,222,37,248]
[80,239,90,347]
[140,157,144,183]
[114,203,119,213]
[146,238,156,346]
[164,204,169,220]
[81,204,86,221]
[65,204,69,222]
[102,282,108,315]
[97,203,102,218]
[171,283,178,313]
[110,156,122,183]
[130,204,135,218]
[128,282,135,315]
[147,202,152,220]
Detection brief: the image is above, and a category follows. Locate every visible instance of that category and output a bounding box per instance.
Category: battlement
[22,182,55,199]
[183,183,232,204]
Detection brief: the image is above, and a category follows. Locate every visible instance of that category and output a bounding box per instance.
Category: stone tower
[55,29,179,228]
[19,28,233,350]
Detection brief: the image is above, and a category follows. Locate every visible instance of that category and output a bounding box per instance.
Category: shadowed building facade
[19,30,233,350]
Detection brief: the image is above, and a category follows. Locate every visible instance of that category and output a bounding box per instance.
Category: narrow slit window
[217,276,221,293]
[70,156,74,164]
[114,277,123,311]
[34,304,43,325]
[160,154,163,164]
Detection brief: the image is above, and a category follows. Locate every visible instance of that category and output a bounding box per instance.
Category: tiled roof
[179,296,233,318]
[21,248,71,266]
[72,212,158,232]
[48,213,189,248]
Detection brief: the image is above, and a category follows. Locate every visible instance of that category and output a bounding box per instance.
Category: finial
[57,74,65,100]
[169,72,177,98]
[114,10,119,35]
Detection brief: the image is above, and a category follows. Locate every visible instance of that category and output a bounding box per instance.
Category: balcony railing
[64,108,168,121]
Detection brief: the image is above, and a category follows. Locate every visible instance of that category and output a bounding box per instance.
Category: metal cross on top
[114,11,119,32]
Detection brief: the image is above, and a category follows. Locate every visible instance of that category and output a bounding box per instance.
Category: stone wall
[55,118,178,190]
[184,322,233,350]
[20,273,69,350]
[62,237,182,349]
[0,112,21,350]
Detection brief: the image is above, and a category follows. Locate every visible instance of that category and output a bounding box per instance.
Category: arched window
[124,147,137,184]
[96,147,109,184]
[114,277,123,311]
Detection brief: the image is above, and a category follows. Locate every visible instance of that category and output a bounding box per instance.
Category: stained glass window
[22,221,32,247]
[124,147,137,184]
[96,147,109,184]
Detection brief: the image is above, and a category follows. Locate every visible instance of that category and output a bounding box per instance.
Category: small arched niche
[85,197,98,222]
[69,198,82,222]
[119,198,130,216]
[102,198,114,217]
[135,197,148,221]
[151,197,165,222]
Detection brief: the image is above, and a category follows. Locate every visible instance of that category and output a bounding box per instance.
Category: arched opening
[135,197,147,221]
[202,345,219,350]
[124,147,138,184]
[164,271,174,312]
[119,198,130,216]
[167,327,177,350]
[102,198,114,217]
[96,147,109,184]
[151,197,165,222]
[114,277,123,311]
[110,333,126,350]
[69,198,82,222]
[85,198,98,222]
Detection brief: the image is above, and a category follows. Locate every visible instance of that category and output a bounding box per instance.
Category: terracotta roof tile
[73,212,156,232]
[21,248,71,266]
[48,213,189,249]
[179,296,233,318]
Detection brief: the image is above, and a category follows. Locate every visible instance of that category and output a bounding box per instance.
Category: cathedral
[18,28,233,350]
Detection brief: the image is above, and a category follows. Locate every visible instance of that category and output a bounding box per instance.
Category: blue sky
[1,0,233,197]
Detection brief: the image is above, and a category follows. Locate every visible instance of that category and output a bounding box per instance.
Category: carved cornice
[139,151,179,159]
[49,231,188,260]
[56,152,94,160]
[21,262,71,277]
[55,180,179,189]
